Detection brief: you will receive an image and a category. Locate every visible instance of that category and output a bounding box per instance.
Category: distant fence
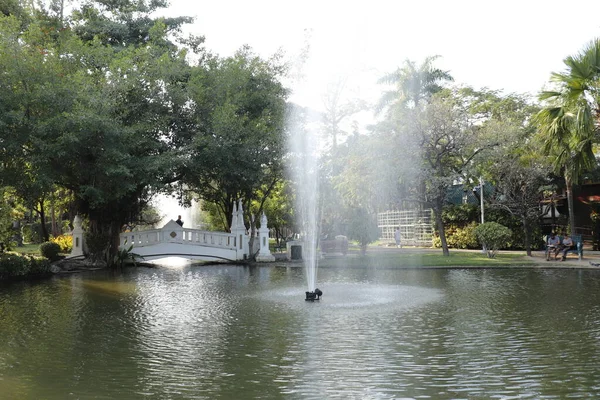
[377,209,433,247]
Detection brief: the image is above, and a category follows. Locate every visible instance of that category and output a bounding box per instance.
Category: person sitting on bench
[547,232,561,261]
[560,234,574,261]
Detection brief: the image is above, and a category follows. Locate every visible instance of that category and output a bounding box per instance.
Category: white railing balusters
[119,227,237,250]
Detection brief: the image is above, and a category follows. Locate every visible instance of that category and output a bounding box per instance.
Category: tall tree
[71,0,195,50]
[377,55,453,114]
[408,93,487,256]
[536,38,600,235]
[0,9,196,261]
[182,47,288,232]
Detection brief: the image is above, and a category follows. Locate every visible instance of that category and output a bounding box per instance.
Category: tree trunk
[108,220,122,267]
[37,200,50,242]
[523,217,532,256]
[434,205,449,256]
[566,177,576,235]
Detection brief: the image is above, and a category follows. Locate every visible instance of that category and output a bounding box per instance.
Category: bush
[0,253,30,278]
[84,232,111,261]
[40,241,62,261]
[26,256,51,276]
[432,222,479,249]
[51,234,73,253]
[473,222,512,259]
[0,253,50,280]
[448,222,479,249]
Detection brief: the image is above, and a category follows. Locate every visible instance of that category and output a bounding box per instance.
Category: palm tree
[536,39,600,235]
[377,55,453,113]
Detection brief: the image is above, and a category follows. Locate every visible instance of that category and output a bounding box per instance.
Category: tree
[536,38,600,235]
[71,0,196,51]
[408,93,489,256]
[182,47,288,233]
[455,88,542,255]
[344,206,379,255]
[321,78,367,150]
[0,8,196,262]
[377,55,453,114]
[488,155,547,256]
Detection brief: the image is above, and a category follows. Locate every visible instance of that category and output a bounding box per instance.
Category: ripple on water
[259,282,444,313]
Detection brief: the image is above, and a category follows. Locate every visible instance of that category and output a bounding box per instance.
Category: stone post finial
[73,214,82,230]
[69,214,84,258]
[261,212,268,227]
[231,202,238,231]
[256,212,274,262]
[237,200,245,229]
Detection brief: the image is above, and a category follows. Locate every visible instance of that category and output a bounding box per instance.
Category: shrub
[26,256,51,276]
[432,222,479,249]
[51,234,73,253]
[447,222,479,249]
[0,253,51,280]
[40,241,62,261]
[0,253,30,279]
[473,222,512,259]
[84,232,111,261]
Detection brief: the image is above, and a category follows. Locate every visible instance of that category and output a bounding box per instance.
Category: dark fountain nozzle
[305,288,323,301]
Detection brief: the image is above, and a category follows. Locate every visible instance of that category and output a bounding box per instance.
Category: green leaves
[182,48,288,228]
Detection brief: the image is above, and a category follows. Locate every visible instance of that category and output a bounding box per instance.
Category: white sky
[164,0,600,114]
[155,0,600,218]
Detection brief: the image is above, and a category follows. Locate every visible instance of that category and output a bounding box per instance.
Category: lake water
[2,263,600,399]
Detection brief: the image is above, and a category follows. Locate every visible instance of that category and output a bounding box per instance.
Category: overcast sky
[163,0,600,112]
[156,0,600,219]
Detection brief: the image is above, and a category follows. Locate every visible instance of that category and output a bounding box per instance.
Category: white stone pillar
[69,215,84,258]
[256,213,275,262]
[231,199,249,260]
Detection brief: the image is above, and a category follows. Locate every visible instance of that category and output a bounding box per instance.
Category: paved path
[372,245,600,269]
[273,244,600,269]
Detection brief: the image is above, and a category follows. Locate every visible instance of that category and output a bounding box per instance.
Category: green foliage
[51,234,72,253]
[0,197,14,249]
[113,244,144,268]
[0,252,50,280]
[442,204,480,224]
[344,207,380,254]
[39,241,61,261]
[182,47,288,230]
[473,222,513,258]
[21,223,52,244]
[433,222,479,249]
[84,232,111,261]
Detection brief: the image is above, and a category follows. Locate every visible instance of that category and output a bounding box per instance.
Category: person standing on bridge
[175,215,184,227]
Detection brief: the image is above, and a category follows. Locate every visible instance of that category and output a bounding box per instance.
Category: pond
[2,262,600,399]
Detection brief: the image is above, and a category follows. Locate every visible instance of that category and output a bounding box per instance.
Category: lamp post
[479,177,484,224]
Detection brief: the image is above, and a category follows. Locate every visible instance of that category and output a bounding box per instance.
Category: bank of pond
[0,248,543,283]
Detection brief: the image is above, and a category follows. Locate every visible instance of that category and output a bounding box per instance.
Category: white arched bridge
[115,201,275,262]
[120,220,246,261]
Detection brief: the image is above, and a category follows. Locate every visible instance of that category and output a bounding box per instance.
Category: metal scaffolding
[377,209,433,247]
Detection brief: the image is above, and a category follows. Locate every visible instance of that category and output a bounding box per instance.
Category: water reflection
[2,267,600,398]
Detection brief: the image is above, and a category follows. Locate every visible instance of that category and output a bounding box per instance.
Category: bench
[545,234,583,261]
[320,235,348,256]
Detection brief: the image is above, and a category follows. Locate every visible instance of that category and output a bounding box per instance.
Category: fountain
[305,288,323,301]
[287,106,321,298]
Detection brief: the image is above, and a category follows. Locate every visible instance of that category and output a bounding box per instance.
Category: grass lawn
[13,243,41,256]
[319,250,533,268]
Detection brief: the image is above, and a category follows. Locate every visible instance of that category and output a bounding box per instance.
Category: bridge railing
[120,228,237,250]
[181,229,236,249]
